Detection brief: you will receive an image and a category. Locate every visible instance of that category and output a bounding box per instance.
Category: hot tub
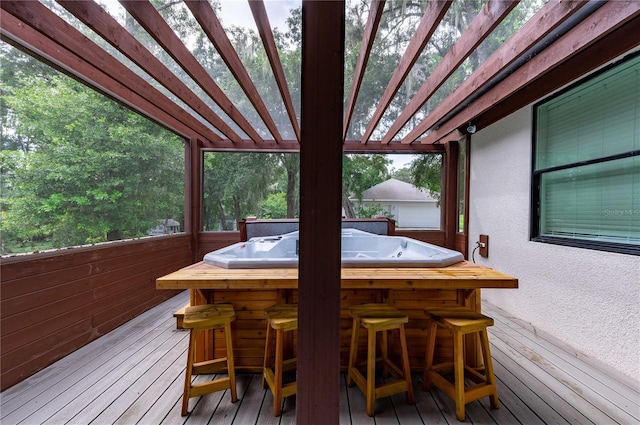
[203,229,464,268]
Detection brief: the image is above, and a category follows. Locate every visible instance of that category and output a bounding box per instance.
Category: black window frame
[530,53,640,256]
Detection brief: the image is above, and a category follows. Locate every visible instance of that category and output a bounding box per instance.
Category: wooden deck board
[484,303,640,424]
[2,291,638,425]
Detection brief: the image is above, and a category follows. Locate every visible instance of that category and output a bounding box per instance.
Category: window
[531,54,639,255]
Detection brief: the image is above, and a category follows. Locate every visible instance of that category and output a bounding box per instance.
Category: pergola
[1,1,639,422]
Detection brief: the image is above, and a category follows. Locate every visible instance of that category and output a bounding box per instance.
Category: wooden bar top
[156,261,518,291]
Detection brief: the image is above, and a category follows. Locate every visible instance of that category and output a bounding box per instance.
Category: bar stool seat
[347,303,414,416]
[181,303,237,416]
[263,304,298,416]
[423,308,499,421]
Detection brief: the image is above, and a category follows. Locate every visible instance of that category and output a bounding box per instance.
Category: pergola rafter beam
[249,0,300,143]
[359,0,452,144]
[381,0,519,144]
[0,13,206,142]
[343,140,445,153]
[0,1,221,143]
[343,0,385,141]
[419,0,640,145]
[57,0,244,144]
[201,140,300,151]
[199,140,446,152]
[120,0,265,144]
[400,0,589,145]
[185,0,284,144]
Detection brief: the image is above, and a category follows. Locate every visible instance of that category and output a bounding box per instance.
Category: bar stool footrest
[376,380,410,399]
[192,358,229,375]
[189,377,232,398]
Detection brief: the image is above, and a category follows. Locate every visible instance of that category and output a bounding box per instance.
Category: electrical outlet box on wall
[479,234,489,257]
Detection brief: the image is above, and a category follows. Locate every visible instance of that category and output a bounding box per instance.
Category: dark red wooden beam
[343,0,385,140]
[187,138,200,263]
[120,0,265,144]
[200,139,300,151]
[477,13,640,133]
[0,1,220,143]
[382,0,518,144]
[443,140,459,249]
[249,0,301,142]
[344,140,445,152]
[185,0,284,143]
[360,0,451,143]
[297,0,344,422]
[420,0,640,144]
[401,0,588,144]
[197,139,446,152]
[57,0,243,144]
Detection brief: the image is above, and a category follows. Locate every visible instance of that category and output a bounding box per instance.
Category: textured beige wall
[469,105,640,381]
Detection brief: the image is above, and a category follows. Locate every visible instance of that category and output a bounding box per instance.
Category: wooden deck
[2,291,638,424]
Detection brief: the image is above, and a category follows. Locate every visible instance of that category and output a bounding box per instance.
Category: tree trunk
[233,194,242,229]
[342,191,356,218]
[217,200,227,230]
[286,165,298,217]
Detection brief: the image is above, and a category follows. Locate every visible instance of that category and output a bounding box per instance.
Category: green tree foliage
[342,154,390,217]
[1,47,184,253]
[391,166,412,183]
[260,192,288,219]
[410,154,443,202]
[202,152,280,230]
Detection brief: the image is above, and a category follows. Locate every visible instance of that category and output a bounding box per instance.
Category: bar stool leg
[273,328,284,416]
[453,331,465,421]
[182,329,197,416]
[398,323,414,404]
[262,323,272,389]
[366,327,376,416]
[224,322,238,402]
[480,328,499,409]
[381,329,389,378]
[346,317,360,387]
[422,320,438,390]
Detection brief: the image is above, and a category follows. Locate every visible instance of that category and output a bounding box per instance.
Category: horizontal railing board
[1,240,191,299]
[1,234,191,278]
[0,236,192,391]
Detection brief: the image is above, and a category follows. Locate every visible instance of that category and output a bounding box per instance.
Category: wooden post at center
[297,1,345,424]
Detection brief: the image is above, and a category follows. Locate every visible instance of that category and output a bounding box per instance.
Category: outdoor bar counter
[156,260,518,371]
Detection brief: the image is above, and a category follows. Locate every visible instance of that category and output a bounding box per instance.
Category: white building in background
[354,178,440,229]
[147,219,181,236]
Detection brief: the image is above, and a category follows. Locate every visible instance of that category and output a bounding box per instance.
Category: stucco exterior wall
[469,106,640,381]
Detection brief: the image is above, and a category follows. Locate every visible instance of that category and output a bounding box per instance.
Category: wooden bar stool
[262,304,298,416]
[347,303,414,416]
[181,304,237,416]
[423,308,499,421]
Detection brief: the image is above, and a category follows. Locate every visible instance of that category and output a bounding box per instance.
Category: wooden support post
[297,1,345,423]
[188,138,200,263]
[444,140,459,250]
